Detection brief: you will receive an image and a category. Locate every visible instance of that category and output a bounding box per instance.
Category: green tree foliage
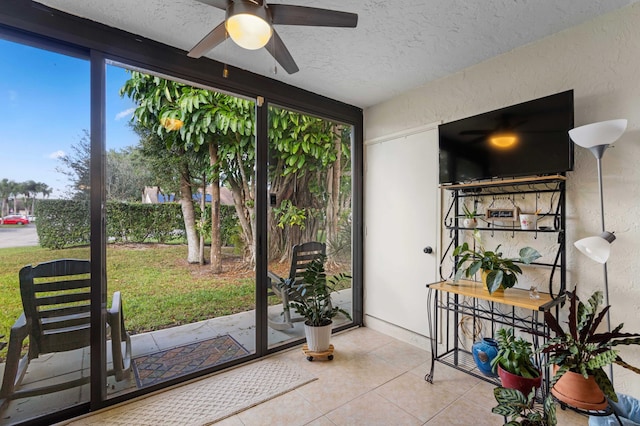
[120,72,251,266]
[56,129,91,200]
[107,146,154,202]
[0,178,50,216]
[120,71,351,265]
[267,107,351,261]
[56,129,153,202]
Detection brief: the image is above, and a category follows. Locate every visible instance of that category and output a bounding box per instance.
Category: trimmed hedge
[35,199,240,249]
[35,199,90,249]
[107,202,184,243]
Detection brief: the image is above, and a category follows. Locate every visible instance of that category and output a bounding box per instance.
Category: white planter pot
[463,218,477,228]
[304,322,332,352]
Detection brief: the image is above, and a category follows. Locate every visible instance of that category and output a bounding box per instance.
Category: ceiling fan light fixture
[225,2,273,50]
[490,132,518,148]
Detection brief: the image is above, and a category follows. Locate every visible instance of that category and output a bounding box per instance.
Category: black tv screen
[439,90,574,184]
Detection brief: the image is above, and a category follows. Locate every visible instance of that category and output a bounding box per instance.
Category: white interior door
[364,125,439,336]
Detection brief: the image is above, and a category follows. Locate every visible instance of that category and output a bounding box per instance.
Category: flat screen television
[439,90,574,184]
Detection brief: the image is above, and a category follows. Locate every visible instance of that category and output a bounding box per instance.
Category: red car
[1,215,30,225]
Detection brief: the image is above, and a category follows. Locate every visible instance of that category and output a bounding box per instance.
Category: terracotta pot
[550,366,608,410]
[304,321,332,352]
[498,365,542,397]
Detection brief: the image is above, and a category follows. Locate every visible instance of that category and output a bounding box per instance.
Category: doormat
[68,360,317,425]
[132,334,249,388]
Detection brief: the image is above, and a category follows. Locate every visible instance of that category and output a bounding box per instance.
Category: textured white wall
[364,3,640,398]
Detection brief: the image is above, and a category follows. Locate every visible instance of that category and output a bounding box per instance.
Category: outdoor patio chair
[0,259,132,412]
[267,242,326,330]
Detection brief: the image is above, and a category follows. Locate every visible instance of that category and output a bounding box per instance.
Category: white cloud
[49,150,66,159]
[115,107,136,120]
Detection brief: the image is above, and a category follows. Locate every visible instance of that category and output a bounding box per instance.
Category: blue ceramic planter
[472,338,499,377]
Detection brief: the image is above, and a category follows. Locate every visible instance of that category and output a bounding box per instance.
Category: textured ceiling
[34,0,638,108]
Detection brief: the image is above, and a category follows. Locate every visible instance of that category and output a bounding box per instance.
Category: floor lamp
[569,118,627,381]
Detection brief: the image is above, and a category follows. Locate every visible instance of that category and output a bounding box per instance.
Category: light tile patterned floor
[66,327,589,425]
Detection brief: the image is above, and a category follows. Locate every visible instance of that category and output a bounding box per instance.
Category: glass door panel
[266,105,354,349]
[104,63,256,395]
[0,38,91,423]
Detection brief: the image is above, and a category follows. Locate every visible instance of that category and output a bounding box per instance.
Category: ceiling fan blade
[459,130,491,135]
[188,22,227,58]
[269,5,358,27]
[264,29,299,74]
[193,0,230,10]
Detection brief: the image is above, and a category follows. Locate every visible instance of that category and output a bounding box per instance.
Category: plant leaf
[519,246,541,264]
[593,367,617,401]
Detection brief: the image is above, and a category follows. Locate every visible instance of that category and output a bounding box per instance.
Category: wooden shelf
[439,174,566,190]
[427,280,562,311]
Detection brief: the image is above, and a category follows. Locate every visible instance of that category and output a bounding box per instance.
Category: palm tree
[8,180,21,215]
[0,178,11,217]
[22,180,37,215]
[32,181,52,214]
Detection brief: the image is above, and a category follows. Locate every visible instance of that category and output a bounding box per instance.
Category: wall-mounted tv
[439,90,574,184]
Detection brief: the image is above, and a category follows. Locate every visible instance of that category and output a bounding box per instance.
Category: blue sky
[0,38,139,198]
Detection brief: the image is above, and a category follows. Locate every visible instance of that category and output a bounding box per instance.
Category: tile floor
[0,292,352,424]
[65,327,588,425]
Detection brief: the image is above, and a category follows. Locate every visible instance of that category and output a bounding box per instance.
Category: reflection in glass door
[266,105,354,349]
[104,63,256,396]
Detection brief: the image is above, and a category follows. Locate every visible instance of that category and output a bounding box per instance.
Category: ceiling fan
[188,0,358,74]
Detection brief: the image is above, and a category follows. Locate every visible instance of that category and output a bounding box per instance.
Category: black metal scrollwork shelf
[426,175,568,392]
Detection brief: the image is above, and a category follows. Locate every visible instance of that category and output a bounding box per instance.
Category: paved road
[0,224,39,248]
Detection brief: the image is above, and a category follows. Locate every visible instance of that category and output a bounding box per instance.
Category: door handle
[423,246,433,254]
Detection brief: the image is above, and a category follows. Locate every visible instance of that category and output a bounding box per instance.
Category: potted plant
[491,328,542,397]
[462,204,478,228]
[540,287,640,410]
[453,230,541,294]
[492,387,557,425]
[280,255,352,353]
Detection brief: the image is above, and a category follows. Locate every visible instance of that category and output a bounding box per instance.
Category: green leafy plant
[462,204,476,219]
[273,199,307,229]
[491,328,540,378]
[280,255,352,326]
[453,230,541,294]
[492,387,556,426]
[540,287,640,402]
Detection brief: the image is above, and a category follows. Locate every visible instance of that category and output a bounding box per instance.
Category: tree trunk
[209,143,222,273]
[268,171,320,262]
[179,159,200,264]
[326,126,342,262]
[228,174,256,265]
[199,175,206,266]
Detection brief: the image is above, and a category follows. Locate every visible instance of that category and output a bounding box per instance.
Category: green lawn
[0,243,351,363]
[0,244,270,362]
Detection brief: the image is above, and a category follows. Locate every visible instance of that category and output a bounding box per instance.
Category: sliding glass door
[0,38,92,424]
[104,63,258,397]
[266,104,354,349]
[0,24,361,425]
